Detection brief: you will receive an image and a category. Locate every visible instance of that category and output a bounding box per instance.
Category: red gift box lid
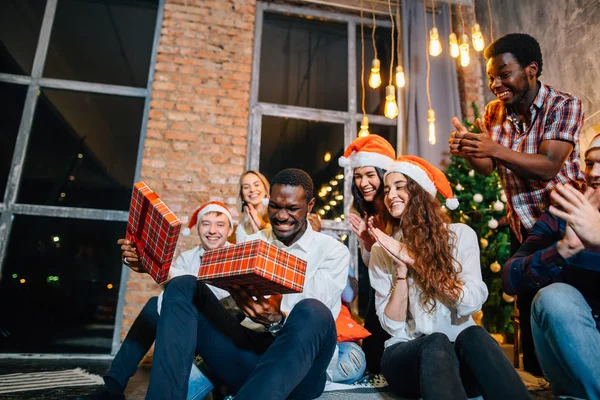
[199,239,307,294]
[126,181,181,285]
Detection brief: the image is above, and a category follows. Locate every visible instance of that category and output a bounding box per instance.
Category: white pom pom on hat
[384,155,459,210]
[181,201,233,237]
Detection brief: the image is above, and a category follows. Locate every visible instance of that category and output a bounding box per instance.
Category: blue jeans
[147,275,337,400]
[381,326,530,400]
[331,342,366,384]
[105,296,213,400]
[531,283,600,400]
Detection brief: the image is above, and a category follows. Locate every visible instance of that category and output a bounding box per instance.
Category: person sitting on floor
[368,155,530,400]
[141,168,349,400]
[78,202,235,400]
[503,133,600,399]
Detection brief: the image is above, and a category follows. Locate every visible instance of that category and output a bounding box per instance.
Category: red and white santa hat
[338,135,396,170]
[384,155,459,210]
[181,201,233,237]
[586,133,600,157]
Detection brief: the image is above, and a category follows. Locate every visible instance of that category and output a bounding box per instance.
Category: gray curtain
[402,0,462,168]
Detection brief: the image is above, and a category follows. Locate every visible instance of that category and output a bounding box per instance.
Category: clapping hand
[348,213,375,251]
[550,183,600,248]
[367,217,414,267]
[245,203,268,233]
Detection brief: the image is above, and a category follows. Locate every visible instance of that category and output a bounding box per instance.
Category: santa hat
[384,155,459,210]
[586,133,600,157]
[181,201,233,237]
[338,135,396,170]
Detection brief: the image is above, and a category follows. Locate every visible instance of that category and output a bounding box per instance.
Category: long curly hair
[392,177,463,312]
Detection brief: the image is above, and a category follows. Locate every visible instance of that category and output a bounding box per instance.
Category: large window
[249,2,403,317]
[0,0,163,354]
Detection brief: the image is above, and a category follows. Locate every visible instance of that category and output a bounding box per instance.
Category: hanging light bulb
[395,65,406,88]
[428,27,442,56]
[427,109,436,145]
[459,33,470,67]
[384,85,399,119]
[471,23,485,52]
[368,58,382,88]
[358,115,370,137]
[449,32,459,58]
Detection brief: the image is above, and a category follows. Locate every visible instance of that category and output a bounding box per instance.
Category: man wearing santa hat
[503,133,600,399]
[146,168,349,400]
[79,202,235,400]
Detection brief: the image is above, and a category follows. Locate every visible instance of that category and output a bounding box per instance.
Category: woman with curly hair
[235,170,270,243]
[338,134,396,373]
[368,155,530,400]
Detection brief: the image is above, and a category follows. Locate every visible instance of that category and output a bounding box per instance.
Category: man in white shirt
[80,202,235,400]
[147,168,350,400]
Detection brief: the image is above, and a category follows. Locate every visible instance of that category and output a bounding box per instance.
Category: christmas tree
[445,102,514,335]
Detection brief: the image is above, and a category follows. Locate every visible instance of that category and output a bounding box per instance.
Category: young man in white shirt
[146,168,350,400]
[80,202,235,400]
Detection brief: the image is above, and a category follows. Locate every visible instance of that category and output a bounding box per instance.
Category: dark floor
[0,346,556,400]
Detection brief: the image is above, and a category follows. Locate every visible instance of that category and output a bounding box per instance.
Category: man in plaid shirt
[146,169,349,400]
[449,33,585,375]
[502,135,600,399]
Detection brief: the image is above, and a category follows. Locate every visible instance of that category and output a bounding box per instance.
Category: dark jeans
[381,326,531,400]
[106,296,159,391]
[147,275,337,400]
[510,225,543,376]
[362,288,390,374]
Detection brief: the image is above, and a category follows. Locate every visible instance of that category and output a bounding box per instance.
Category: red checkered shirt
[484,82,586,242]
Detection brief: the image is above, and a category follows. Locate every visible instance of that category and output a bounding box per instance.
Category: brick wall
[120,0,256,346]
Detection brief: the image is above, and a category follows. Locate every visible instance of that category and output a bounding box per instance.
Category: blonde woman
[235,170,271,243]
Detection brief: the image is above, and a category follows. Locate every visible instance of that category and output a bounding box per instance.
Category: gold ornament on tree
[480,237,488,248]
[490,261,501,273]
[502,292,515,303]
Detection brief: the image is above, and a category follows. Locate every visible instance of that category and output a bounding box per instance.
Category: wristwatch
[267,313,286,336]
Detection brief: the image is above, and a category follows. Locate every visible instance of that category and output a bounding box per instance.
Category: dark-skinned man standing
[142,168,349,399]
[449,33,585,376]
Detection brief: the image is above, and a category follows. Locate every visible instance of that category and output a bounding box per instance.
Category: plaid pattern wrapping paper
[126,181,181,285]
[199,240,307,294]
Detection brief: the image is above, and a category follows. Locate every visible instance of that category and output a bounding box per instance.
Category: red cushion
[335,304,371,342]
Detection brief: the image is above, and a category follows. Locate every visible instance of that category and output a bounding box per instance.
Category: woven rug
[0,368,103,394]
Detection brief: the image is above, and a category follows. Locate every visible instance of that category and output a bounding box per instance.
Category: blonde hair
[237,170,270,233]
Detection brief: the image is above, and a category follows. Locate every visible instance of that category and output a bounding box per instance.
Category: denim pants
[331,342,366,384]
[147,275,337,400]
[381,326,531,400]
[105,296,213,400]
[531,283,600,400]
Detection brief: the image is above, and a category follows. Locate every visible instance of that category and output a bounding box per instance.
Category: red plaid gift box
[199,239,307,294]
[126,181,181,285]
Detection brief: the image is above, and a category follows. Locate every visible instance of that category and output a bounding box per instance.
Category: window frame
[248,1,406,293]
[0,0,165,356]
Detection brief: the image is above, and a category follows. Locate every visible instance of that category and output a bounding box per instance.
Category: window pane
[0,215,126,353]
[260,116,345,219]
[259,13,348,111]
[356,123,397,151]
[17,89,144,210]
[43,0,158,87]
[0,82,28,199]
[0,0,46,75]
[356,26,393,115]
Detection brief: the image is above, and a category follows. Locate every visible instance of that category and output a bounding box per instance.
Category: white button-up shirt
[245,222,350,378]
[157,245,231,314]
[369,223,489,348]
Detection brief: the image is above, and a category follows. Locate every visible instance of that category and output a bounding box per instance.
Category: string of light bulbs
[359,0,371,137]
[448,0,459,58]
[423,0,436,144]
[428,0,442,56]
[470,0,485,51]
[395,0,405,88]
[384,0,399,119]
[458,0,470,67]
[368,1,382,89]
